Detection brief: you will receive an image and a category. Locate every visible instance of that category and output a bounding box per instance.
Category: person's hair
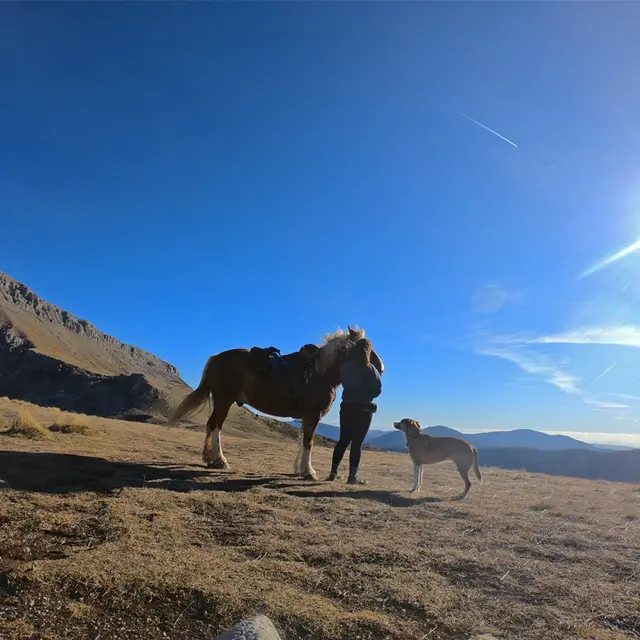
[347,338,372,366]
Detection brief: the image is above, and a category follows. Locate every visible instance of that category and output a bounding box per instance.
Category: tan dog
[393,419,482,498]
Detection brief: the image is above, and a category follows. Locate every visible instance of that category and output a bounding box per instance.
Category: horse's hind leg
[203,398,232,470]
[456,461,472,498]
[296,416,319,481]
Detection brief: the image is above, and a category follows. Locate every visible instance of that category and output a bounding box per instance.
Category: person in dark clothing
[327,338,382,485]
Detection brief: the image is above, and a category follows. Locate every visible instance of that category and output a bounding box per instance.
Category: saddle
[248,344,321,417]
[249,344,321,382]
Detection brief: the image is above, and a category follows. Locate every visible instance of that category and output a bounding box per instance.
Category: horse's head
[316,326,384,379]
[347,326,384,375]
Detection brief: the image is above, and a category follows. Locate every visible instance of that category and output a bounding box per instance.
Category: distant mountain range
[291,421,635,453]
[366,425,610,453]
[288,421,640,483]
[478,447,640,484]
[289,420,387,445]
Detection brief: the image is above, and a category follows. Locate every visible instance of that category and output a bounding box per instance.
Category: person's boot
[346,466,367,485]
[326,464,340,481]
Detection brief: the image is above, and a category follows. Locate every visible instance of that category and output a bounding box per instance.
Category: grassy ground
[1,398,639,640]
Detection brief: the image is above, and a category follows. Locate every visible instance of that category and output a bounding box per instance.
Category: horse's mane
[315,327,366,375]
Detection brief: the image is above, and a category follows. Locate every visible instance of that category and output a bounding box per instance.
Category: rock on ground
[215,615,283,640]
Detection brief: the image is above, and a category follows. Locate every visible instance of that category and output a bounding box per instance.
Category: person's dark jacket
[340,361,382,404]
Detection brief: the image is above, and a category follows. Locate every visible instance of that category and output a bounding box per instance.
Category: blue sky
[3,3,640,445]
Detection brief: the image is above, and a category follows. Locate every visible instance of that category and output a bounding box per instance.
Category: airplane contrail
[458,112,519,148]
[579,238,640,279]
[593,361,618,383]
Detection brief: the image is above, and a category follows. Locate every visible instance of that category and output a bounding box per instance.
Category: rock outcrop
[0,271,190,418]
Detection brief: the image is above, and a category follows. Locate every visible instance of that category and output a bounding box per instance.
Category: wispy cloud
[579,238,640,279]
[476,346,582,395]
[585,400,629,410]
[475,322,640,434]
[520,326,640,349]
[458,112,519,148]
[614,393,640,402]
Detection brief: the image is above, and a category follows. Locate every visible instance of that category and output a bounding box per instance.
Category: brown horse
[167,326,384,480]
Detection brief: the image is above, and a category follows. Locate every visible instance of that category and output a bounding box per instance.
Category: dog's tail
[472,447,482,484]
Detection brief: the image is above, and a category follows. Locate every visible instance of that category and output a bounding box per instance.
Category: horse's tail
[472,447,482,484]
[167,356,215,425]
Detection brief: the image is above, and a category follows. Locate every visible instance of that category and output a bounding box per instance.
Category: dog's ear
[409,419,422,431]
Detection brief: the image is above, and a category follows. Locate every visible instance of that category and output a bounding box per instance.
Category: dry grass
[1,408,50,439]
[0,398,639,640]
[49,413,92,436]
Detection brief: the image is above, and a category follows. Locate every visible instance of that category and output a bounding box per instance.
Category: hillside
[0,271,191,418]
[1,397,638,640]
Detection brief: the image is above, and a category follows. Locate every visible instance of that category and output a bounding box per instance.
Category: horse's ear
[348,325,358,339]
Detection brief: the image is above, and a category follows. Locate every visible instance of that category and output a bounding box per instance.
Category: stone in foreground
[216,615,283,640]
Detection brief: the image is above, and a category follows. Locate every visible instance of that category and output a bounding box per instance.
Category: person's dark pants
[331,402,376,477]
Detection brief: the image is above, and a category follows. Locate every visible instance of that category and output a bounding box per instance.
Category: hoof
[207,458,231,471]
[302,471,318,482]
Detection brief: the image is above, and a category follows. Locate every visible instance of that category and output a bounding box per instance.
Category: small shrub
[6,410,50,439]
[49,413,91,436]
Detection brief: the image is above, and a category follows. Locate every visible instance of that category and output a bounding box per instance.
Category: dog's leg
[416,464,424,491]
[409,462,421,493]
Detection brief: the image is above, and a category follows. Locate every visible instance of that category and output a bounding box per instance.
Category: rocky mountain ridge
[0,272,180,380]
[0,271,190,418]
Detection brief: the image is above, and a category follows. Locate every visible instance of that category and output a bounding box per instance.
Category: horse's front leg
[295,415,319,481]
